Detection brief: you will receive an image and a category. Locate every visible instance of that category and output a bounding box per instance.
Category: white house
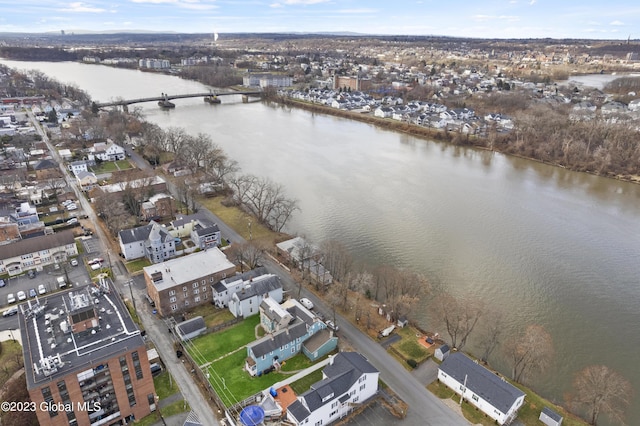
[438,353,525,425]
[211,267,268,308]
[91,140,126,161]
[69,160,89,176]
[227,274,283,318]
[118,221,176,263]
[287,352,379,426]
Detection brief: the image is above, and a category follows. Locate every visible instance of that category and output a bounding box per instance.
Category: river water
[2,60,640,424]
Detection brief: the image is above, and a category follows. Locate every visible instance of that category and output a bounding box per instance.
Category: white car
[66,203,78,211]
[2,306,18,317]
[17,290,27,301]
[300,298,314,310]
[38,284,46,295]
[70,259,78,266]
[7,293,16,304]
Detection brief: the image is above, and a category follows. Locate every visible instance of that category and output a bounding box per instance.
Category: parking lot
[0,256,93,310]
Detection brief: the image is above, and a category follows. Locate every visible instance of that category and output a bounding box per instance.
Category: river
[2,60,640,425]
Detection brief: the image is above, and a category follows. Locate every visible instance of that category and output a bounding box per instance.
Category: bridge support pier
[242,95,249,104]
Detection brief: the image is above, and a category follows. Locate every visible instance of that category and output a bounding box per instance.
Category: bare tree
[568,365,633,426]
[504,324,554,384]
[432,292,483,350]
[478,311,504,364]
[320,239,353,282]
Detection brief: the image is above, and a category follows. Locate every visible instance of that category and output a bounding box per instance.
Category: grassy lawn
[389,326,431,366]
[116,159,133,170]
[280,353,315,372]
[91,162,119,173]
[196,196,285,245]
[188,304,235,328]
[0,340,24,386]
[125,258,152,274]
[133,399,190,426]
[153,371,179,400]
[427,380,588,426]
[289,369,323,394]
[190,315,260,361]
[206,350,288,407]
[161,399,190,417]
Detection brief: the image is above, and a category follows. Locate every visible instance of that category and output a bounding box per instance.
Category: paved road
[30,117,220,426]
[127,142,468,425]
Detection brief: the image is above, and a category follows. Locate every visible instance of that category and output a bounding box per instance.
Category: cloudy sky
[0,0,638,39]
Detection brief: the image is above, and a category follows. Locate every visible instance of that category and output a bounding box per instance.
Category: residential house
[118,221,176,263]
[33,159,61,180]
[0,229,78,275]
[286,352,379,426]
[140,193,174,221]
[143,249,235,316]
[169,212,221,249]
[76,170,98,192]
[91,140,126,161]
[69,160,92,177]
[212,267,268,308]
[438,353,525,425]
[245,299,336,376]
[228,274,284,318]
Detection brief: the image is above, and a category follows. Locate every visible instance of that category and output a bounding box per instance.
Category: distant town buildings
[243,73,293,88]
[138,59,171,70]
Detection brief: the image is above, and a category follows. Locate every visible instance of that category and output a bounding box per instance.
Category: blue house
[245,299,337,376]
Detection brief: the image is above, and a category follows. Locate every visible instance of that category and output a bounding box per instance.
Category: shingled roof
[439,353,525,415]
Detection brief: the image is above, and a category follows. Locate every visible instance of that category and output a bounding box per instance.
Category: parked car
[17,291,26,301]
[66,218,78,225]
[326,320,339,332]
[66,203,78,211]
[70,259,78,266]
[0,278,5,287]
[27,269,36,278]
[7,293,15,304]
[300,298,314,310]
[29,288,37,298]
[90,257,104,264]
[90,263,101,270]
[2,306,18,317]
[38,284,46,295]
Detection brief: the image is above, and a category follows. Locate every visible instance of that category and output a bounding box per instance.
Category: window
[193,288,199,294]
[195,296,200,303]
[185,300,189,306]
[359,384,366,391]
[171,304,178,311]
[169,290,175,296]
[132,351,143,380]
[183,286,187,292]
[291,347,295,354]
[472,394,479,402]
[194,282,199,288]
[210,277,214,282]
[170,297,176,303]
[203,293,208,300]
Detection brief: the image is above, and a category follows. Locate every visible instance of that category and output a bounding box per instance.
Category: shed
[435,344,450,361]
[174,316,207,341]
[397,316,409,328]
[539,407,563,426]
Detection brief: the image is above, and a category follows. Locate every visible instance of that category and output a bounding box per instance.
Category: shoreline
[271,96,640,186]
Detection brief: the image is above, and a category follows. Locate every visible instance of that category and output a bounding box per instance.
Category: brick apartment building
[19,280,156,426]
[144,248,236,316]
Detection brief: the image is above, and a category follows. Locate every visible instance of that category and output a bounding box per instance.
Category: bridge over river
[94,90,262,108]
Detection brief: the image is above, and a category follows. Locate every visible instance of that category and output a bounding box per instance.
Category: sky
[0,0,639,40]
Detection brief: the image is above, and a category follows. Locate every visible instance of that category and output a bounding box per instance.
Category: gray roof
[249,320,308,358]
[34,159,57,170]
[0,229,74,259]
[119,223,154,244]
[118,221,170,244]
[541,407,563,422]
[176,316,206,337]
[218,267,268,288]
[76,170,96,180]
[437,344,450,353]
[289,352,378,422]
[234,275,282,301]
[439,353,525,414]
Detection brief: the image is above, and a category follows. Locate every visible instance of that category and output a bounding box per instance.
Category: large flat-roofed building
[143,248,236,316]
[19,280,156,426]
